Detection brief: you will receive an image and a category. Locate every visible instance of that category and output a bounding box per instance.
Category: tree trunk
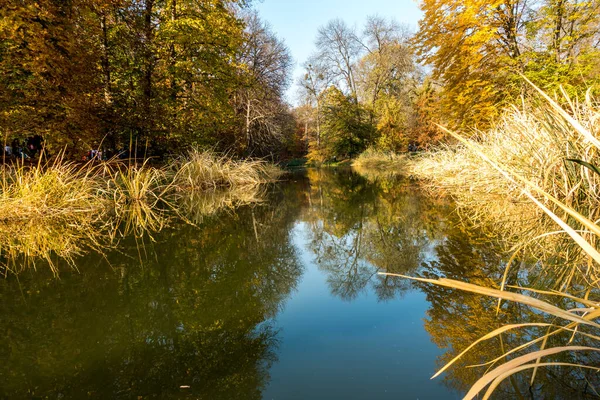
[246,97,252,150]
[142,0,155,138]
[100,11,112,105]
[169,0,177,101]
[316,100,321,147]
[553,0,565,63]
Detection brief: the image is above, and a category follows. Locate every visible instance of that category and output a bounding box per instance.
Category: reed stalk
[381,83,600,398]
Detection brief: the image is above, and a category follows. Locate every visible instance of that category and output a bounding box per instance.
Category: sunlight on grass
[381,82,600,399]
[0,151,281,275]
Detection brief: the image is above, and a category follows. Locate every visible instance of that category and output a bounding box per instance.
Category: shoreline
[0,150,282,274]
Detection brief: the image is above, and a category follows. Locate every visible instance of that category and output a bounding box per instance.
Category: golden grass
[170,149,282,190]
[177,185,267,225]
[381,82,600,398]
[0,158,108,221]
[0,151,281,274]
[352,148,408,173]
[408,89,600,286]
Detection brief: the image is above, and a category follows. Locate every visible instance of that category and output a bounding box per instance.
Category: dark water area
[2,168,586,399]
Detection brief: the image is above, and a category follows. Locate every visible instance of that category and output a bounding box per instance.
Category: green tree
[318,87,374,161]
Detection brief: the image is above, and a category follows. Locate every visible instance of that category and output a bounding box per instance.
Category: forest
[3,0,599,162]
[0,0,293,159]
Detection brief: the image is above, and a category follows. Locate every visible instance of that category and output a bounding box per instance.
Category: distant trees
[358,16,418,152]
[6,1,599,161]
[299,16,419,162]
[295,1,600,162]
[320,87,374,161]
[315,19,362,102]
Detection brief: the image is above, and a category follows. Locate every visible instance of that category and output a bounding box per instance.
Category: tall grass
[0,151,281,274]
[0,156,111,273]
[411,88,600,287]
[352,148,409,180]
[381,82,600,398]
[171,149,282,191]
[0,156,108,220]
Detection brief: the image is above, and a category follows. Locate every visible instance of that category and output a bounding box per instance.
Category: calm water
[0,168,535,399]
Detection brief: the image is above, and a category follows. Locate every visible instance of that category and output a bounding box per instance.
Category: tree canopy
[0,0,293,158]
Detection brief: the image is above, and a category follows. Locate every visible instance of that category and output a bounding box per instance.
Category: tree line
[2,1,599,162]
[0,0,293,158]
[297,0,600,163]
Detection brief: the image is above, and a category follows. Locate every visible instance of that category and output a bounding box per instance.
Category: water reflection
[0,183,270,275]
[0,182,305,399]
[2,168,596,399]
[303,169,451,301]
[417,220,600,398]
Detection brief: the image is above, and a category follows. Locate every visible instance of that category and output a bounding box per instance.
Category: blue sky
[253,0,423,104]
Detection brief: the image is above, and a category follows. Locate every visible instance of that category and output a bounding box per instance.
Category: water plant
[0,151,281,274]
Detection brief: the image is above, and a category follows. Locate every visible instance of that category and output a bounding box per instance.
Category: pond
[0,168,585,399]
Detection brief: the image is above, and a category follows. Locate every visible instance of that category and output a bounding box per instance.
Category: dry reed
[381,82,600,398]
[352,148,408,175]
[409,88,600,286]
[0,151,281,274]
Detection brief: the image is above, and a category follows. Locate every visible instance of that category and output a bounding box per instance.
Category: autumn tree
[0,0,297,157]
[357,16,418,151]
[156,0,247,150]
[0,0,105,151]
[292,103,314,154]
[523,0,600,95]
[413,0,522,129]
[356,16,414,120]
[410,79,446,149]
[104,0,247,152]
[414,0,600,130]
[233,11,293,156]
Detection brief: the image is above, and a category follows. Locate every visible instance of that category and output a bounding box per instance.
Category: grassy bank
[357,84,600,397]
[352,149,409,182]
[0,150,282,274]
[354,93,600,274]
[412,90,600,279]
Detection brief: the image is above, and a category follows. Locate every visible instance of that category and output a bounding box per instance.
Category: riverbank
[353,93,600,271]
[0,150,282,274]
[355,88,600,398]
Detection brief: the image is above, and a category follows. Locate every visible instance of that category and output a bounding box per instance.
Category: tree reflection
[302,169,451,301]
[0,183,305,399]
[4,168,597,399]
[417,221,600,399]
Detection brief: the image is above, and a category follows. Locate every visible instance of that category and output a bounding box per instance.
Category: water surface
[0,168,508,399]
